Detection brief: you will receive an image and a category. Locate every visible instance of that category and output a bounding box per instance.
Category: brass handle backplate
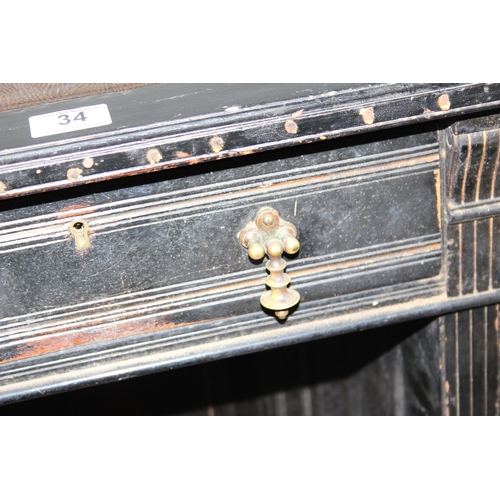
[238,207,300,320]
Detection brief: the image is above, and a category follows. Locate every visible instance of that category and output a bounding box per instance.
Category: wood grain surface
[0,316,443,415]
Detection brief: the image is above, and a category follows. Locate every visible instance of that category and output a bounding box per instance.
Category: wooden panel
[476,219,491,292]
[0,126,442,374]
[1,84,499,202]
[4,85,500,404]
[446,224,460,296]
[472,306,487,416]
[457,309,472,416]
[460,223,475,295]
[4,307,498,416]
[493,217,500,288]
[448,128,500,206]
[0,317,442,416]
[486,304,499,415]
[441,304,499,416]
[442,312,458,416]
[448,216,500,294]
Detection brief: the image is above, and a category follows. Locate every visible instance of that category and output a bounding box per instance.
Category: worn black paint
[1,84,500,409]
[1,84,500,201]
[0,317,442,416]
[442,304,499,416]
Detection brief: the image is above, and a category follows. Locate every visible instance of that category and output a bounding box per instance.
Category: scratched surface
[0,124,442,369]
[0,125,441,308]
[1,84,499,202]
[3,86,500,402]
[0,315,444,415]
[6,305,496,416]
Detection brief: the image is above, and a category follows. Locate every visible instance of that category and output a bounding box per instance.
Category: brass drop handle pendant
[238,207,300,319]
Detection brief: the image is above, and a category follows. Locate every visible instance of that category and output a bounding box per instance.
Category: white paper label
[29,104,112,138]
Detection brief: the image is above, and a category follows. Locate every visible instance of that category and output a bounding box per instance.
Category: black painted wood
[0,317,441,416]
[2,84,500,405]
[2,304,497,416]
[476,219,491,292]
[441,304,499,416]
[1,84,499,202]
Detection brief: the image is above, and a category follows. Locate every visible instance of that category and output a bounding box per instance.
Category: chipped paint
[284,120,298,134]
[434,169,441,231]
[0,236,443,367]
[422,108,433,119]
[0,314,216,365]
[176,151,190,159]
[359,107,375,125]
[54,204,95,223]
[0,181,6,194]
[147,148,162,165]
[67,168,82,182]
[438,94,451,111]
[210,136,224,153]
[83,157,94,169]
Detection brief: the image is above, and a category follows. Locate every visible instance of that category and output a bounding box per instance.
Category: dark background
[0,317,441,416]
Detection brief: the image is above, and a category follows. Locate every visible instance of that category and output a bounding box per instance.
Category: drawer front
[0,125,443,379]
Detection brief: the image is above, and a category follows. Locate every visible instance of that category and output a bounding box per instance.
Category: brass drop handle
[238,207,300,319]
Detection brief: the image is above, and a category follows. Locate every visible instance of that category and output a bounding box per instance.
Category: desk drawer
[4,82,500,403]
[0,125,442,376]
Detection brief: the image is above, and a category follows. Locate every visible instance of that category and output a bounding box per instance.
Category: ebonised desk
[0,83,498,415]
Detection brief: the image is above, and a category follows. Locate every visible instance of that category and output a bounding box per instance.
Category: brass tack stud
[67,168,83,182]
[275,310,289,320]
[438,94,451,111]
[147,149,162,165]
[82,157,94,169]
[267,239,284,258]
[210,136,224,153]
[263,214,275,226]
[284,120,298,134]
[248,242,266,260]
[360,107,375,125]
[285,237,300,255]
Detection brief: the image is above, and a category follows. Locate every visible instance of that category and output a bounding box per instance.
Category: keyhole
[69,219,91,250]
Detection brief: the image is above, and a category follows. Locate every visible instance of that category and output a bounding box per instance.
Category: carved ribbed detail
[446,217,500,296]
[0,235,441,347]
[448,129,500,205]
[444,126,500,295]
[0,277,444,386]
[441,304,499,416]
[445,128,500,223]
[0,144,439,254]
